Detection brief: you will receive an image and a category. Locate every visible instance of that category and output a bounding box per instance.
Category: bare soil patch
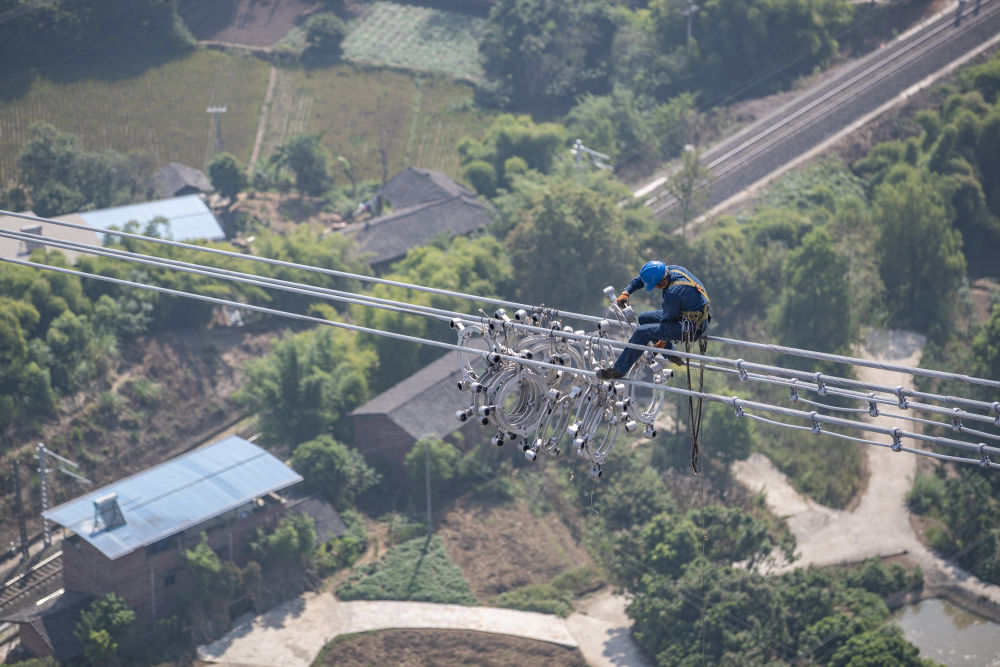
[318,628,587,667]
[228,191,347,236]
[434,494,594,600]
[179,0,322,48]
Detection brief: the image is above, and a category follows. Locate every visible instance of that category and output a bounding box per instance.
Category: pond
[892,598,1000,666]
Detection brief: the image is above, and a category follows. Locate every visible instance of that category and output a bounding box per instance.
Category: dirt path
[733,329,1000,619]
[196,591,653,667]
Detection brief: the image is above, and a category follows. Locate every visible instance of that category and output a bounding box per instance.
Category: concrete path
[733,329,1000,615]
[198,589,653,667]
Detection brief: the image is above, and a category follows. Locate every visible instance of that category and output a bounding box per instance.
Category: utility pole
[35,443,90,548]
[425,440,432,534]
[684,1,699,50]
[12,459,29,561]
[207,105,228,153]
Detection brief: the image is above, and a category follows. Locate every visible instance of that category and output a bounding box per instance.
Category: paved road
[197,589,653,667]
[641,0,1000,220]
[733,329,1000,617]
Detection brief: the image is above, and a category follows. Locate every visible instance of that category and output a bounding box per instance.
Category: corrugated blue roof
[78,195,225,242]
[43,436,302,560]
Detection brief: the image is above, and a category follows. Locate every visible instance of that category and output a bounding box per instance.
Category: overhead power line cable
[3,223,997,435]
[4,208,997,397]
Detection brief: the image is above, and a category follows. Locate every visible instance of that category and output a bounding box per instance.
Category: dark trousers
[613,310,684,376]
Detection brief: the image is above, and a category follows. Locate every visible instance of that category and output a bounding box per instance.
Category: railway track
[0,551,63,616]
[645,0,1000,218]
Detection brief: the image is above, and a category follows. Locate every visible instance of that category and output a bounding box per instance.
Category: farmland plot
[342,2,485,83]
[0,51,269,186]
[259,65,495,182]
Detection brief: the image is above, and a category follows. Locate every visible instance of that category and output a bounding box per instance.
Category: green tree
[235,327,375,446]
[183,534,243,602]
[208,152,247,201]
[304,12,347,57]
[771,227,854,354]
[503,178,637,313]
[290,435,381,510]
[665,146,711,238]
[458,114,567,196]
[477,0,616,111]
[250,513,317,564]
[829,626,936,666]
[872,165,966,333]
[404,437,460,495]
[352,235,513,390]
[271,132,333,196]
[74,593,135,667]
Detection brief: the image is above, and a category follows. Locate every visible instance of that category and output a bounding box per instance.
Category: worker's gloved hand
[653,340,668,349]
[616,292,630,308]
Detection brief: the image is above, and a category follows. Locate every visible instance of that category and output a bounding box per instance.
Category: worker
[596,260,711,380]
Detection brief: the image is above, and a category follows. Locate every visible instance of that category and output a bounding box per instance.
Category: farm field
[0,53,495,190]
[343,2,486,83]
[261,64,496,182]
[0,50,269,185]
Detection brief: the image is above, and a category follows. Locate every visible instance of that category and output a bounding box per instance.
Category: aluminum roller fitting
[589,465,602,479]
[644,425,657,438]
[603,286,617,299]
[453,288,672,478]
[621,305,635,321]
[524,449,537,461]
[491,434,503,447]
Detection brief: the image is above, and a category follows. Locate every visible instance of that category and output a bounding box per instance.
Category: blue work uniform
[613,265,710,376]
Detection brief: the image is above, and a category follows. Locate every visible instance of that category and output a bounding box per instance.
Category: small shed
[153,162,214,199]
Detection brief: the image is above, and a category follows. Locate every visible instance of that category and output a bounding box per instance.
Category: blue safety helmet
[640,260,667,291]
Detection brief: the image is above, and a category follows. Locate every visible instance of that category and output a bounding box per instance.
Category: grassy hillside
[0,50,269,184]
[260,65,495,182]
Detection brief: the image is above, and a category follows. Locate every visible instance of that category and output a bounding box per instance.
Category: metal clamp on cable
[788,379,799,402]
[732,397,744,418]
[896,386,909,410]
[813,372,826,396]
[810,411,821,434]
[980,443,992,469]
[951,407,963,432]
[891,427,902,452]
[868,393,879,417]
[735,359,748,382]
[992,402,1000,427]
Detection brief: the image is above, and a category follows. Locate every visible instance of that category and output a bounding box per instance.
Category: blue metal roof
[78,195,225,242]
[43,436,302,560]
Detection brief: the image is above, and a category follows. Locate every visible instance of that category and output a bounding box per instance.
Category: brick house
[2,436,302,660]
